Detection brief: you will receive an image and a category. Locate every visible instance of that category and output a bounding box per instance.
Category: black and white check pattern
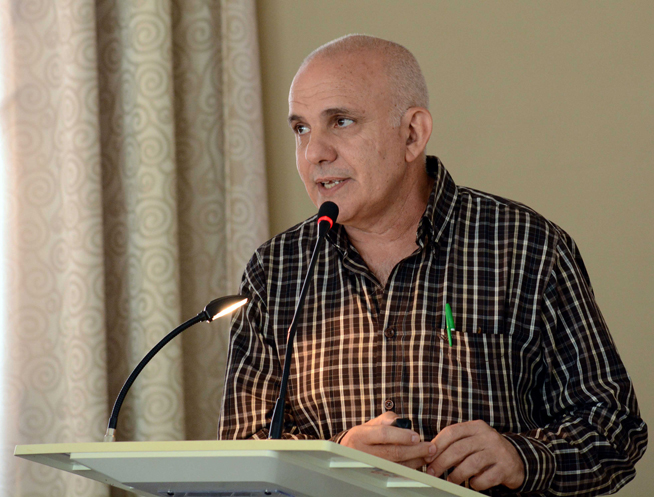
[219,157,647,496]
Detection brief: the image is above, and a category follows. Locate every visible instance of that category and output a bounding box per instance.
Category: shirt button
[384,326,396,338]
[384,399,395,411]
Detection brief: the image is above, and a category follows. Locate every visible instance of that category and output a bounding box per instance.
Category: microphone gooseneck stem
[104,312,205,440]
[269,228,328,439]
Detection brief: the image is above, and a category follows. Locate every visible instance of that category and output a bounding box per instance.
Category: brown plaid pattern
[219,157,646,496]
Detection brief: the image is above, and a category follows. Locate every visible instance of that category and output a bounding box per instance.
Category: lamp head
[203,295,248,322]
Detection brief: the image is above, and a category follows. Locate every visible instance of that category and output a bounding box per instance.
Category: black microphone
[104,295,248,442]
[316,200,339,236]
[269,201,339,439]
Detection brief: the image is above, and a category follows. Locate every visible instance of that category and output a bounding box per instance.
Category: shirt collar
[417,156,458,248]
[326,155,458,253]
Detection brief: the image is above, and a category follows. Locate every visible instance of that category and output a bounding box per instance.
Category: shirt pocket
[424,328,520,435]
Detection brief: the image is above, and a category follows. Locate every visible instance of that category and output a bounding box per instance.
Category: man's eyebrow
[287,107,358,126]
[288,114,302,126]
[321,107,355,118]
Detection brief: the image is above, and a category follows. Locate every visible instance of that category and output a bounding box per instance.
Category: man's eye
[295,124,309,135]
[335,117,354,128]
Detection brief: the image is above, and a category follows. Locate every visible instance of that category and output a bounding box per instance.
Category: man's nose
[304,130,336,165]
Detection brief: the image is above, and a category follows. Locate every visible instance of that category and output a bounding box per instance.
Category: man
[219,35,647,495]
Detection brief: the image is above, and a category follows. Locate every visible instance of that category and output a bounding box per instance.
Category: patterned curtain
[0,1,268,495]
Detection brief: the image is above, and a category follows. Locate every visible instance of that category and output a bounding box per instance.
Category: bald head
[299,34,429,125]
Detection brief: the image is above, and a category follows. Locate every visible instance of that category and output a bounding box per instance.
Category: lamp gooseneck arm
[103,294,248,442]
[104,312,206,442]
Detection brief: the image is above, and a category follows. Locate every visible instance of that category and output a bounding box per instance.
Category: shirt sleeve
[500,233,647,496]
[217,251,342,442]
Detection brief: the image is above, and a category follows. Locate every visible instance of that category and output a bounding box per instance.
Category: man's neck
[345,175,434,286]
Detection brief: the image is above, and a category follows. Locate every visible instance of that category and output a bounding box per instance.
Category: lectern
[16,439,483,496]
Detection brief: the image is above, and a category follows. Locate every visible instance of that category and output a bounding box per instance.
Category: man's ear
[403,107,433,163]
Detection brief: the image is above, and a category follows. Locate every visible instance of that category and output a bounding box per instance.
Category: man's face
[288,53,410,230]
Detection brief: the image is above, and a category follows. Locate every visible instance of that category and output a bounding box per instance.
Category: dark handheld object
[104,295,248,442]
[269,202,339,439]
[391,418,412,430]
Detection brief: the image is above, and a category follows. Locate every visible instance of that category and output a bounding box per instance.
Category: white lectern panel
[16,440,482,497]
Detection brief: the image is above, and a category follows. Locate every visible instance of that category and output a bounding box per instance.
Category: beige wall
[256,1,654,494]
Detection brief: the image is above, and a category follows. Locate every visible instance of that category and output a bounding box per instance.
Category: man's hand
[426,420,525,491]
[340,412,435,469]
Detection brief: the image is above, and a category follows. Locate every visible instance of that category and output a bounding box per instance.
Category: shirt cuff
[330,430,350,444]
[502,433,556,494]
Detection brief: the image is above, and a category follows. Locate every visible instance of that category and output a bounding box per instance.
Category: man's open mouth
[321,180,344,189]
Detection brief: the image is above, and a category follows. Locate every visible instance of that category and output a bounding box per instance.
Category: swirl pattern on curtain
[0,0,268,495]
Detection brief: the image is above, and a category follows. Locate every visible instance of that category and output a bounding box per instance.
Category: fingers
[341,412,436,465]
[426,436,474,477]
[448,454,514,491]
[430,419,482,457]
[353,423,418,446]
[358,412,421,447]
[425,420,481,476]
[370,439,435,464]
[468,465,506,491]
[444,449,493,485]
[425,420,525,491]
[400,456,431,470]
[366,410,400,427]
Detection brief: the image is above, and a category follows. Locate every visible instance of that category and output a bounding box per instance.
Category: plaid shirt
[219,156,647,496]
